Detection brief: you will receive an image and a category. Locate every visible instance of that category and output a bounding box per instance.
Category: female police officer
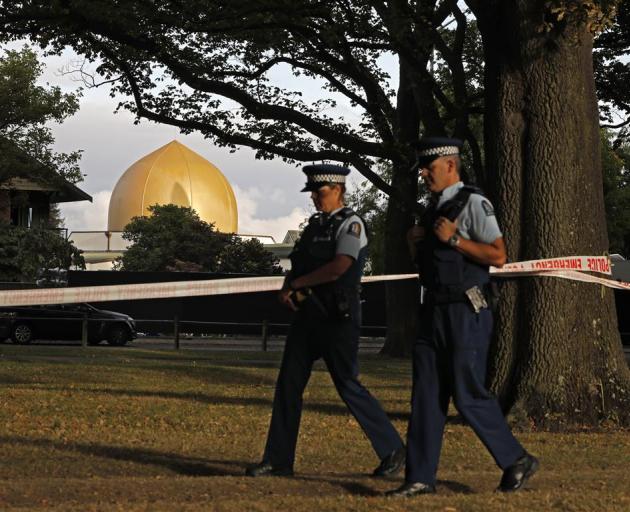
[246,164,405,478]
[387,137,538,497]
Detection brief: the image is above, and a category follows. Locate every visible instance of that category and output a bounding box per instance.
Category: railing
[0,314,387,351]
[0,282,37,290]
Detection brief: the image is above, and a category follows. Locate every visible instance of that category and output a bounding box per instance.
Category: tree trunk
[380,60,421,357]
[381,195,418,357]
[479,2,630,425]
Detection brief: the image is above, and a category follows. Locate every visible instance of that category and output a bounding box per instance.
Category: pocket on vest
[434,251,464,285]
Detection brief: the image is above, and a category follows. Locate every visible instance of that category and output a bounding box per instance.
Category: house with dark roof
[0,141,92,228]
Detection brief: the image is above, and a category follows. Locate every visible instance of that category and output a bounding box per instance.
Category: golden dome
[107,140,238,233]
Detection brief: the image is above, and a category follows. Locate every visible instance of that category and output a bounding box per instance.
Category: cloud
[59,190,111,232]
[233,185,309,242]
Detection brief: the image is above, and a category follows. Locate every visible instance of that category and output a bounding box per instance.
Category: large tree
[2,1,628,424]
[468,0,630,423]
[0,46,85,282]
[0,46,82,184]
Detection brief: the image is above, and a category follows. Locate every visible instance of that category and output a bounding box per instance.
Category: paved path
[3,336,629,363]
[0,336,386,354]
[132,336,385,354]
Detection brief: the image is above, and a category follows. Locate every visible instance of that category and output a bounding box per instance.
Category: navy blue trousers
[263,303,403,469]
[405,302,524,485]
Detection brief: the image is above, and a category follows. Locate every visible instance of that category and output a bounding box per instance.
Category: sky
[35,46,385,243]
[53,96,312,243]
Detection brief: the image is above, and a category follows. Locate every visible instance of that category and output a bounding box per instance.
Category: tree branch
[55,7,396,160]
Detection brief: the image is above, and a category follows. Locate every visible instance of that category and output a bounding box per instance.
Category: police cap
[412,136,463,171]
[301,163,350,192]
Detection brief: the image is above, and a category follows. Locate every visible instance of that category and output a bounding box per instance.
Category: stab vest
[289,207,367,293]
[419,185,490,301]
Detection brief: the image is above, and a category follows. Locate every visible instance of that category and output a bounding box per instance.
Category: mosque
[70,140,293,270]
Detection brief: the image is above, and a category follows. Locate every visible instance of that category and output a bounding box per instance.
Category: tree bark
[478,1,630,425]
[380,59,421,357]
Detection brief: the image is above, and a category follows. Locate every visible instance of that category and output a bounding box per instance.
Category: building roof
[107,140,238,232]
[0,138,92,203]
[1,176,92,203]
[282,230,301,244]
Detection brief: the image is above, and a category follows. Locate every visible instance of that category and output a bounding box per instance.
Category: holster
[293,286,355,321]
[290,288,329,319]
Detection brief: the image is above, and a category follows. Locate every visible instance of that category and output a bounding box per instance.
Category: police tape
[0,274,418,307]
[498,269,630,290]
[0,256,625,308]
[489,255,612,275]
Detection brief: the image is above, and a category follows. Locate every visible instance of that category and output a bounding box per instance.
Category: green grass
[0,344,628,511]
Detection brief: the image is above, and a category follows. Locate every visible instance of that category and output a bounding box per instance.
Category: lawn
[0,344,628,511]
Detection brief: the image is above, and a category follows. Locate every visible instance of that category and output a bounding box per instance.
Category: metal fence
[0,314,387,351]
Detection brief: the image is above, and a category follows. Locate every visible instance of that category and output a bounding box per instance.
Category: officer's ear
[446,156,459,176]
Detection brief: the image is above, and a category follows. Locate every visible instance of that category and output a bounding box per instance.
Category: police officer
[246,163,405,478]
[387,137,539,497]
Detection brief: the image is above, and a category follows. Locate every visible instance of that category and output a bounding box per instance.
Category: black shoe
[385,481,436,497]
[245,461,294,477]
[372,446,406,477]
[497,453,539,492]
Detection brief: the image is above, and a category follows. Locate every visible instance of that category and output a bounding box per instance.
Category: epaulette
[438,184,485,222]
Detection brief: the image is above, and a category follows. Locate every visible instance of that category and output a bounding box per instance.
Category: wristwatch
[447,234,460,247]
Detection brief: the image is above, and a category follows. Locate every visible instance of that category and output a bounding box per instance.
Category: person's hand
[407,225,426,245]
[433,216,457,243]
[278,288,298,311]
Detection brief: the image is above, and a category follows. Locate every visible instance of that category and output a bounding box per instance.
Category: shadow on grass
[18,384,416,421]
[0,436,246,476]
[296,474,474,496]
[337,481,383,496]
[438,479,475,494]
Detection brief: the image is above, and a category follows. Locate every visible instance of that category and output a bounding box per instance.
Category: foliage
[218,238,284,275]
[0,1,487,205]
[346,179,387,275]
[601,130,630,256]
[542,0,618,34]
[594,0,630,145]
[0,2,626,219]
[0,224,85,282]
[115,204,282,274]
[0,46,82,184]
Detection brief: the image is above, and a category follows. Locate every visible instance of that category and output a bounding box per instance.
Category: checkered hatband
[417,145,460,158]
[308,174,347,184]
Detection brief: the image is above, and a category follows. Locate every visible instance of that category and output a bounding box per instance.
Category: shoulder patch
[481,200,495,217]
[347,221,362,238]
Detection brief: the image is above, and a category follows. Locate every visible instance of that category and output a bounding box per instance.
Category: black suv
[0,303,136,346]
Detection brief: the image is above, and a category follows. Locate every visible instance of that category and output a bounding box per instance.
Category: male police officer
[246,163,405,478]
[387,137,539,497]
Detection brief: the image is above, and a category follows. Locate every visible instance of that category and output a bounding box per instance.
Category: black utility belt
[426,284,491,313]
[290,286,359,320]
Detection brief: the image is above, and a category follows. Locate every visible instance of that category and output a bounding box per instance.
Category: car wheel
[106,325,129,346]
[11,323,33,344]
